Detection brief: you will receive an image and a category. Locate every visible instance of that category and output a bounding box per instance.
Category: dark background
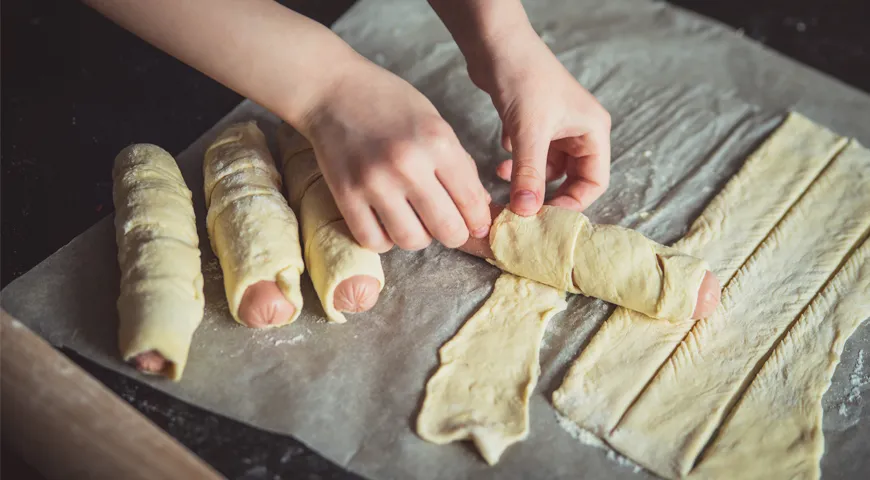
[2,0,869,478]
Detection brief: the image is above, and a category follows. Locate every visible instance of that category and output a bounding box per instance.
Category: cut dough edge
[553,112,850,435]
[688,238,870,479]
[552,113,858,475]
[603,138,870,478]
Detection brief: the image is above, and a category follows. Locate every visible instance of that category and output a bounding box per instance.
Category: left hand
[469,28,612,216]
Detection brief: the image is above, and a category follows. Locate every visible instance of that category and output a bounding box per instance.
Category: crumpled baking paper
[3,0,868,478]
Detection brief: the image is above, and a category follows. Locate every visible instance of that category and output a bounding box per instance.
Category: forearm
[84,0,360,127]
[428,0,537,90]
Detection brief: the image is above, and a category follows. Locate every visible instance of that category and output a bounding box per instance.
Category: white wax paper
[3,0,869,478]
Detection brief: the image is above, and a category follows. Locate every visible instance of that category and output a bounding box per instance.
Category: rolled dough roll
[204,121,304,326]
[277,124,385,323]
[113,144,204,381]
[489,206,709,321]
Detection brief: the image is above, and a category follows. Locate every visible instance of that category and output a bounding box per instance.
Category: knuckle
[418,116,455,146]
[353,159,384,188]
[384,142,422,177]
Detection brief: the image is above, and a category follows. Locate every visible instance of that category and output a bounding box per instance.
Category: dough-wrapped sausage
[204,121,304,328]
[460,205,721,320]
[277,124,384,323]
[113,144,204,380]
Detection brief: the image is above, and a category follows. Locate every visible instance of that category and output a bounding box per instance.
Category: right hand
[297,58,492,253]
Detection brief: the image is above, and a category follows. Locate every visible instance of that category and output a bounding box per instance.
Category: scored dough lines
[553,113,869,478]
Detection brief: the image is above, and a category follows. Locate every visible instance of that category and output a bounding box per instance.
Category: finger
[508,128,551,216]
[692,271,721,319]
[501,128,512,152]
[463,153,494,215]
[497,149,567,183]
[550,134,611,211]
[436,156,492,241]
[408,180,470,248]
[338,195,394,253]
[333,275,382,312]
[457,204,504,259]
[372,197,432,251]
[238,280,297,328]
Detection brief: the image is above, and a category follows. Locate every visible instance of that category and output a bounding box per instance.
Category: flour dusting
[274,334,306,347]
[556,413,604,447]
[839,349,868,416]
[607,449,644,474]
[555,413,644,474]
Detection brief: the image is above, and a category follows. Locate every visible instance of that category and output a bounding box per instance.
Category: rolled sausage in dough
[113,144,204,381]
[489,206,709,321]
[204,122,304,326]
[277,125,384,323]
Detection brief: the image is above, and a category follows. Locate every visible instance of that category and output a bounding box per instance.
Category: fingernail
[512,190,538,213]
[472,226,490,238]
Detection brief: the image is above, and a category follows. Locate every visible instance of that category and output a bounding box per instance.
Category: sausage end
[691,270,721,319]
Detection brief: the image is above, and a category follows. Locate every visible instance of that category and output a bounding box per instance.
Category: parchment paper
[3,0,869,478]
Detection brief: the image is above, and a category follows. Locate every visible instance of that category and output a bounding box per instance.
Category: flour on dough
[113,144,204,381]
[204,121,304,326]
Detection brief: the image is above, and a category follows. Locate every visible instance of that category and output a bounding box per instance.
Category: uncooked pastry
[553,112,848,436]
[416,274,567,464]
[203,121,304,326]
[553,113,869,479]
[277,124,384,323]
[113,144,204,381]
[489,206,709,321]
[690,240,869,479]
[607,138,870,478]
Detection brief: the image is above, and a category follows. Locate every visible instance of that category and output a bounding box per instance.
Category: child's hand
[299,59,492,253]
[472,30,612,216]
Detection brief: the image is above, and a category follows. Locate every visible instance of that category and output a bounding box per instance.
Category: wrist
[274,43,364,131]
[465,23,542,95]
[429,0,538,94]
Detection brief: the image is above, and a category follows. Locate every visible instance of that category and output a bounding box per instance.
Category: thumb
[508,129,550,217]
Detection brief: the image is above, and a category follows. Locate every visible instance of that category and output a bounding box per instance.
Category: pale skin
[84,0,719,374]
